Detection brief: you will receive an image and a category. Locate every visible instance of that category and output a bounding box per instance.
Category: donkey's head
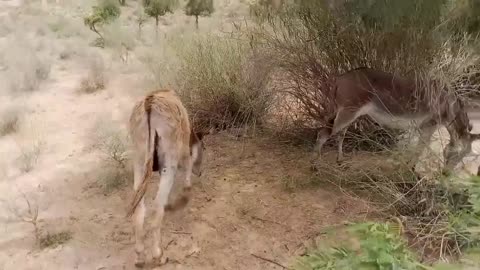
[190,130,206,176]
[443,97,480,171]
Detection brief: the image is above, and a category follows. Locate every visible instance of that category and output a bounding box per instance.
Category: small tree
[119,0,126,6]
[143,0,177,37]
[84,0,121,47]
[185,0,214,29]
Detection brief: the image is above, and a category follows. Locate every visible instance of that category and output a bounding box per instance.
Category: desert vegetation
[90,117,131,194]
[79,53,107,93]
[1,0,480,269]
[83,0,121,47]
[0,105,22,136]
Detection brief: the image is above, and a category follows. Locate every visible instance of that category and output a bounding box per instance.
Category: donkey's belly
[363,103,430,129]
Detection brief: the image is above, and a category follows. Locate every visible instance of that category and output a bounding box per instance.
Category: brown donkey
[126,89,206,267]
[314,67,480,171]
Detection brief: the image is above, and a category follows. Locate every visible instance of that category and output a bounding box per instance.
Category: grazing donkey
[314,67,480,171]
[126,89,205,267]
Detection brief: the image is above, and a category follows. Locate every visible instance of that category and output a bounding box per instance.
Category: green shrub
[446,176,480,252]
[343,0,446,32]
[185,0,214,29]
[294,222,421,270]
[84,0,121,47]
[294,221,480,270]
[143,0,177,35]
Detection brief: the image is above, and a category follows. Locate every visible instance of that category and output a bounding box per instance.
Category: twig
[165,239,175,250]
[250,253,289,269]
[250,215,290,229]
[170,230,192,235]
[6,190,41,244]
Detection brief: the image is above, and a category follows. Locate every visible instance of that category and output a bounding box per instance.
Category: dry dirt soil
[2,1,480,270]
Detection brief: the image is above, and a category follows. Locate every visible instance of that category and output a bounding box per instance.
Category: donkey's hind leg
[410,120,437,172]
[312,108,359,168]
[132,157,147,268]
[336,128,348,163]
[152,153,177,265]
[331,108,359,163]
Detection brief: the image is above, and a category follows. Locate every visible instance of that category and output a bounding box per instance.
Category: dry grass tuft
[79,54,106,94]
[17,139,45,173]
[97,166,132,194]
[12,116,46,174]
[93,120,129,168]
[1,191,42,245]
[0,106,22,136]
[90,118,131,194]
[174,33,275,132]
[39,231,73,249]
[3,34,51,93]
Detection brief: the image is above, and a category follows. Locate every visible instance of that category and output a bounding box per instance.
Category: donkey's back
[335,67,433,117]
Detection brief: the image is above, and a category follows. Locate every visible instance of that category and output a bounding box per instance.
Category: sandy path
[0,54,135,269]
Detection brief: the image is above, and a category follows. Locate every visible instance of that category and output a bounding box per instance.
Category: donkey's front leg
[313,128,330,160]
[409,120,437,171]
[336,129,348,164]
[443,122,463,173]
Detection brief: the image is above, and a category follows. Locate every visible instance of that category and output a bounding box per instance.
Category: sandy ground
[2,1,480,270]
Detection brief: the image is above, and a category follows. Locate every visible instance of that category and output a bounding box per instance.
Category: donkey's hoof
[134,251,146,268]
[134,259,145,268]
[152,247,166,266]
[152,255,168,266]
